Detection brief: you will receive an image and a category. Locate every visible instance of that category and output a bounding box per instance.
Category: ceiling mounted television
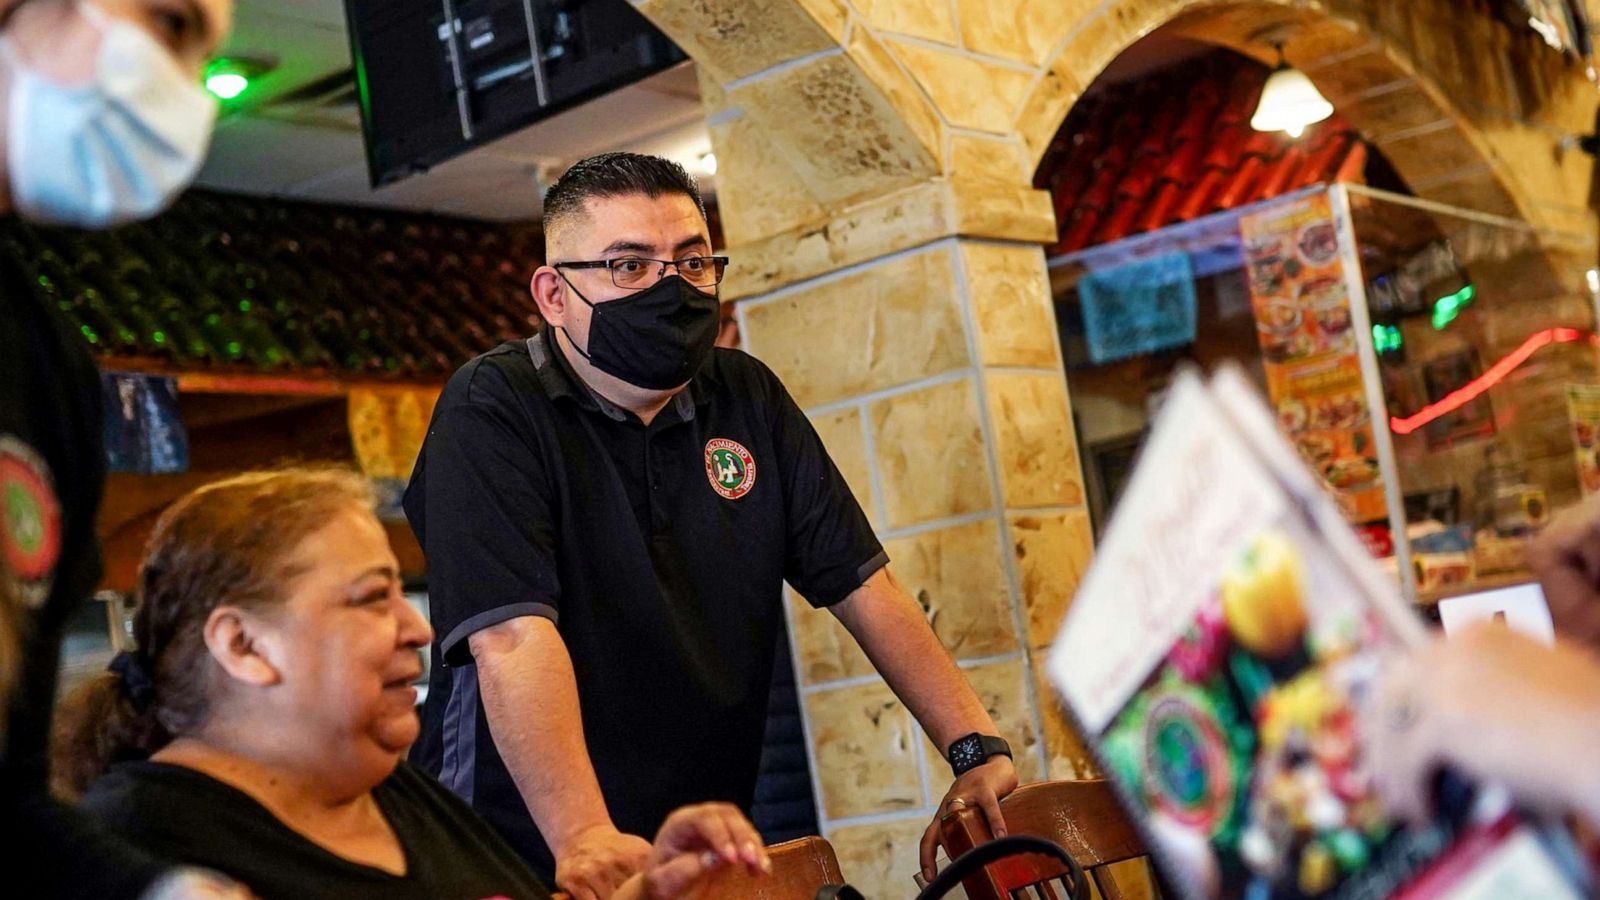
[344,0,686,187]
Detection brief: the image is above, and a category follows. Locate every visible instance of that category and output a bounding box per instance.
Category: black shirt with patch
[405,328,885,877]
[1,256,169,896]
[82,760,553,900]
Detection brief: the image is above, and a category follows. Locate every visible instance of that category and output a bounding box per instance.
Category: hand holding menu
[1046,367,1583,900]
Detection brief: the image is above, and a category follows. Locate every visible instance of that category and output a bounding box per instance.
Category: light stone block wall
[737,238,1096,893]
[678,0,1598,250]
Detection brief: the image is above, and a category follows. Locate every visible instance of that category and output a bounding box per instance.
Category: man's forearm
[472,617,615,853]
[833,568,999,751]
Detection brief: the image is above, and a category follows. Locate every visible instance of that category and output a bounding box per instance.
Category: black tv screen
[345,0,687,188]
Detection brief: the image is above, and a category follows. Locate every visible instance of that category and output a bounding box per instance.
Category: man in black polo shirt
[406,152,1017,899]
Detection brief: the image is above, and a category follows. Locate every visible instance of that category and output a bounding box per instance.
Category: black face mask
[558,273,721,390]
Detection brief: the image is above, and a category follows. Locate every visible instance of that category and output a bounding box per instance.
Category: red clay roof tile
[1039,51,1365,254]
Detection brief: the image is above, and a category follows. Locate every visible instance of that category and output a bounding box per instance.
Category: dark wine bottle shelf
[5,190,547,378]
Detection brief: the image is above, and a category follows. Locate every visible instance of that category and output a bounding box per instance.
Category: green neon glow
[1373,323,1403,354]
[1431,284,1477,331]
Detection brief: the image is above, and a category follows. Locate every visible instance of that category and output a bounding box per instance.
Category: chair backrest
[552,835,847,900]
[937,780,1154,900]
[703,834,847,899]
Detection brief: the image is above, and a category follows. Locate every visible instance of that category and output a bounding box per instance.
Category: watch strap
[948,732,1012,776]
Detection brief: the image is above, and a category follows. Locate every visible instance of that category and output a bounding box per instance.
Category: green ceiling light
[206,71,249,100]
[204,57,275,102]
[1431,284,1477,330]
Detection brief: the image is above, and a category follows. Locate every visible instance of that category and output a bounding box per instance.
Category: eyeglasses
[553,255,730,290]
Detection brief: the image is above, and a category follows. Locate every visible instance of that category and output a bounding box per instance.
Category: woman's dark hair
[52,467,374,799]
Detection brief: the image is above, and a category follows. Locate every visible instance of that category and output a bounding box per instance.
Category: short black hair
[542,152,705,238]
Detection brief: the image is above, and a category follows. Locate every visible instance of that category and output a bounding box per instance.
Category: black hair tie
[108,651,156,711]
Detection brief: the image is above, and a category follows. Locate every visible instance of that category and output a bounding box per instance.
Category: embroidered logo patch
[1,435,62,607]
[705,438,756,500]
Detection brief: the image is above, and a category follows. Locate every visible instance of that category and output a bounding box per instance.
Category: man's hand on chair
[918,756,1019,882]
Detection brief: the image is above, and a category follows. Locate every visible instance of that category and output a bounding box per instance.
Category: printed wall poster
[1240,193,1387,525]
[1566,384,1600,495]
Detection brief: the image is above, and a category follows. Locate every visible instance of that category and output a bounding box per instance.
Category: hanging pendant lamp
[1250,46,1333,138]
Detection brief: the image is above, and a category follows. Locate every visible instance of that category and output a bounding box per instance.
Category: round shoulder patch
[1,435,62,606]
[704,438,757,500]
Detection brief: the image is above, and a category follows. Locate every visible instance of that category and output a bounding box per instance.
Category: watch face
[951,735,982,770]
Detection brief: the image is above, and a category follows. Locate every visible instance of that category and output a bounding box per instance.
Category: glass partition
[1051,184,1600,608]
[1343,185,1600,604]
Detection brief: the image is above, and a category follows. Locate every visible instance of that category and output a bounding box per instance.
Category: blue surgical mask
[2,1,217,227]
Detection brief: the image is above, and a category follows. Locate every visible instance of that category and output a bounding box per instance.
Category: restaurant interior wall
[6,191,545,588]
[25,189,546,713]
[633,0,1600,893]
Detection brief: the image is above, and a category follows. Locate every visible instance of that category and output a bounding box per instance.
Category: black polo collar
[527,327,716,423]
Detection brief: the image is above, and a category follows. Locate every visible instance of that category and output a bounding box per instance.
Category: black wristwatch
[947,732,1011,776]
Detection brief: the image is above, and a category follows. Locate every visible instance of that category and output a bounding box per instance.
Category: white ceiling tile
[476,70,706,163]
[218,8,350,109]
[429,177,546,221]
[280,155,543,219]
[248,0,347,29]
[278,161,371,199]
[195,117,367,193]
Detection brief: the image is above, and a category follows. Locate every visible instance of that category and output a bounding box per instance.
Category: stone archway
[1015,0,1583,230]
[649,0,1596,293]
[632,1,1596,893]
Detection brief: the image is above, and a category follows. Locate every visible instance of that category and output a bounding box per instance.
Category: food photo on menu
[1047,367,1585,900]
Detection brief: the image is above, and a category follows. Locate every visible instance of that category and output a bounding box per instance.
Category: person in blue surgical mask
[0,0,240,896]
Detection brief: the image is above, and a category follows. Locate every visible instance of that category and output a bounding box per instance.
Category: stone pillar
[637,15,1100,890]
[736,229,1098,892]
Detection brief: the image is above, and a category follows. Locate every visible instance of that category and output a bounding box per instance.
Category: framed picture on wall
[1422,349,1496,448]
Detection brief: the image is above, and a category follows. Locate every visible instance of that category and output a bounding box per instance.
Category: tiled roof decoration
[1038,53,1368,257]
[4,191,547,377]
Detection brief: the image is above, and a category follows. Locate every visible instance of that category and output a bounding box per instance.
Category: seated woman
[54,468,768,900]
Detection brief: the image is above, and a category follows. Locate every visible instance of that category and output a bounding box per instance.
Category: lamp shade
[1250,65,1334,138]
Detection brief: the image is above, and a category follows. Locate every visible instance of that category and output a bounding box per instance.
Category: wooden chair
[550,834,847,900]
[937,780,1157,900]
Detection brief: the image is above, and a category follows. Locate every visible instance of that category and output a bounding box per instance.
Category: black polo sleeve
[755,359,888,608]
[404,360,559,666]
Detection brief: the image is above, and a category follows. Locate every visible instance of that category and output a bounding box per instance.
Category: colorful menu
[1240,194,1388,524]
[1047,367,1581,900]
[1566,384,1600,497]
